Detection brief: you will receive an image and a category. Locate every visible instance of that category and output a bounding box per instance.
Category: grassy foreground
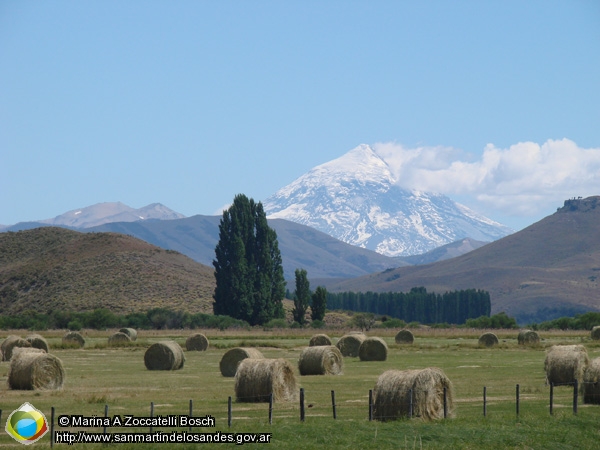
[0,328,599,449]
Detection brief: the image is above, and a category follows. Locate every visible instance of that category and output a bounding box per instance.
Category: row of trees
[212,195,286,326]
[292,268,327,325]
[326,287,491,325]
[212,194,328,327]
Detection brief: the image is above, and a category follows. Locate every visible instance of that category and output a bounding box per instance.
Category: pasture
[1,328,599,449]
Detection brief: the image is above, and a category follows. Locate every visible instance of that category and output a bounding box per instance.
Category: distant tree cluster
[465,312,517,329]
[291,268,327,325]
[326,287,491,325]
[212,194,286,326]
[0,308,249,331]
[534,312,600,331]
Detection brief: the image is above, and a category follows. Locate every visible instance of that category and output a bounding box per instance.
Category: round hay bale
[8,352,65,390]
[108,332,132,345]
[144,341,185,370]
[478,332,499,347]
[590,326,600,341]
[62,331,85,348]
[309,334,332,346]
[373,367,454,421]
[359,337,388,361]
[26,334,50,353]
[1,336,32,361]
[336,333,366,357]
[298,345,343,376]
[235,358,297,402]
[395,329,414,345]
[545,344,589,386]
[219,347,264,377]
[119,328,138,341]
[517,329,540,345]
[583,357,600,404]
[185,333,209,351]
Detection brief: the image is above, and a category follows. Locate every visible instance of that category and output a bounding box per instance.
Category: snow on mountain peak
[264,144,512,257]
[317,144,393,180]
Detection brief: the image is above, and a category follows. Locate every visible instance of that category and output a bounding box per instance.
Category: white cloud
[373,139,600,218]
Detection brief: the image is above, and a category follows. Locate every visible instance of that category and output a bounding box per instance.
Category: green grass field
[1,328,599,449]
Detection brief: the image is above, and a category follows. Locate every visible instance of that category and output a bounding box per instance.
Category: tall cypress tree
[213,194,286,325]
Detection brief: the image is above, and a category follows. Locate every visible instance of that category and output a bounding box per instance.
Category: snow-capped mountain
[38,202,186,228]
[263,144,513,257]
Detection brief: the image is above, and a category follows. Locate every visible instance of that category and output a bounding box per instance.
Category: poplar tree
[213,194,285,325]
[311,286,327,322]
[292,268,310,325]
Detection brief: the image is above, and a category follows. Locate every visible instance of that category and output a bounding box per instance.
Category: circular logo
[5,403,48,445]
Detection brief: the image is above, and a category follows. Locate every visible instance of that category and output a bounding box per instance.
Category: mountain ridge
[10,202,187,230]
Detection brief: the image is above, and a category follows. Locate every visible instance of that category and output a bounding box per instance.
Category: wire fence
[3,380,597,447]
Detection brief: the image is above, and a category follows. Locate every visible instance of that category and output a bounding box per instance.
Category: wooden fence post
[550,383,554,416]
[443,387,448,418]
[331,390,337,419]
[228,397,232,428]
[300,388,305,422]
[269,393,273,425]
[368,389,373,421]
[149,402,154,433]
[189,399,193,432]
[573,381,578,415]
[103,404,109,436]
[483,386,487,417]
[516,384,520,417]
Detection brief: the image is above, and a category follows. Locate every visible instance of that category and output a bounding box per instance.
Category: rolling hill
[320,196,600,324]
[0,227,216,315]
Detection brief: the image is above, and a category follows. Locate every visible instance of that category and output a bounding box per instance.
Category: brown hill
[322,196,600,324]
[0,227,215,315]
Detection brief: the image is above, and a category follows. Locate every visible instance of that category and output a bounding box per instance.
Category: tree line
[0,308,249,331]
[326,287,491,325]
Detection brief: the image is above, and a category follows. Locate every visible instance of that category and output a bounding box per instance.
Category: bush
[67,320,83,331]
[85,308,123,329]
[352,313,375,331]
[263,319,289,329]
[310,320,325,329]
[378,318,407,329]
[465,312,517,329]
[124,312,151,329]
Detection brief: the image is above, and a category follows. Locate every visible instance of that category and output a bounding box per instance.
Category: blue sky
[1,1,599,231]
